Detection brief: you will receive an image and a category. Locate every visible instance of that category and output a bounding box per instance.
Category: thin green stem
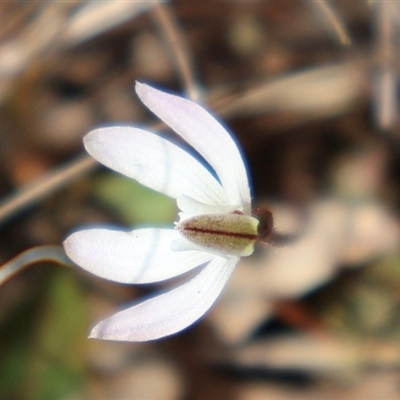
[0,245,73,286]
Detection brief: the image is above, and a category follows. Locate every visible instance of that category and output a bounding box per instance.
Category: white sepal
[64,228,213,284]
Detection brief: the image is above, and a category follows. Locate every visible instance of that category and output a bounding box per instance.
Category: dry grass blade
[213,64,366,123]
[373,1,399,131]
[0,154,96,226]
[62,0,165,45]
[152,2,201,101]
[311,0,352,45]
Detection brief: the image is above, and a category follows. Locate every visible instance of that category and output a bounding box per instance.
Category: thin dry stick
[374,1,398,131]
[0,153,96,226]
[152,2,201,101]
[0,245,73,286]
[312,0,352,46]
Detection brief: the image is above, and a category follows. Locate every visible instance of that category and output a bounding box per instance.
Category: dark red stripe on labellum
[183,226,258,240]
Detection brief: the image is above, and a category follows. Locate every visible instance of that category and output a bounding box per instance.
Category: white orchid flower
[64,82,271,342]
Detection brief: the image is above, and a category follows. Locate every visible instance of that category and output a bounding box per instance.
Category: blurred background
[0,1,400,399]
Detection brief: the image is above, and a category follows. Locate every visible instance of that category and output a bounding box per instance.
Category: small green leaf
[93,173,176,225]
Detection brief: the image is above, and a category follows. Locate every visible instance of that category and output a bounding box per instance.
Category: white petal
[84,127,228,205]
[64,228,213,283]
[89,255,239,341]
[177,195,239,219]
[136,82,252,213]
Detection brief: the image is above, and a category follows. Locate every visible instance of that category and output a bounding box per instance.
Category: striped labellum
[177,212,260,257]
